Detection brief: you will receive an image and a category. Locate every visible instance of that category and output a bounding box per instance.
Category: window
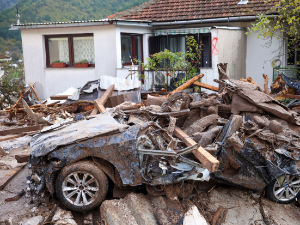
[149,33,212,68]
[121,33,143,65]
[45,34,95,67]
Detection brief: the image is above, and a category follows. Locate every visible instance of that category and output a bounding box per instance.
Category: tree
[247,0,300,66]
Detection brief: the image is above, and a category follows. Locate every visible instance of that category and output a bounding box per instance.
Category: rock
[253,115,269,127]
[52,207,77,225]
[269,120,283,134]
[125,193,157,225]
[183,205,209,225]
[22,216,43,225]
[100,199,138,225]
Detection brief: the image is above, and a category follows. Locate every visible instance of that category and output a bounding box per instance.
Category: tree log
[193,81,219,92]
[263,74,270,95]
[166,74,204,97]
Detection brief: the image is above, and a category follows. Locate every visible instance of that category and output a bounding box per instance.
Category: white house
[10,0,285,99]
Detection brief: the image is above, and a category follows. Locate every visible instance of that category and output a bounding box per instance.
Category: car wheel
[56,160,108,212]
[265,175,300,204]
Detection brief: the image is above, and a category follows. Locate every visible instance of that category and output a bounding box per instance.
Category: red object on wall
[75,62,89,68]
[52,63,66,68]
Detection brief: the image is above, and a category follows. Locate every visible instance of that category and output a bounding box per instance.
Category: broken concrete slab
[51,207,77,225]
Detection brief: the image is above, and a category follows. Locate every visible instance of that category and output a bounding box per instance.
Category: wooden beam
[91,84,115,116]
[11,82,35,109]
[167,74,204,97]
[0,163,26,191]
[262,74,270,95]
[15,154,30,163]
[0,134,26,142]
[193,81,219,92]
[0,125,43,136]
[29,83,41,102]
[50,95,71,100]
[280,94,300,100]
[173,127,219,173]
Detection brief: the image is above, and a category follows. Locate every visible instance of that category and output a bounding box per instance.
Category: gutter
[150,15,277,26]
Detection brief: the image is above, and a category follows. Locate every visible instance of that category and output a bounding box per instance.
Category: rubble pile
[110,77,300,191]
[2,70,300,224]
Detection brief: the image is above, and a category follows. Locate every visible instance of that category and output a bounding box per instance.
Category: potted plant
[52,60,66,68]
[75,59,89,68]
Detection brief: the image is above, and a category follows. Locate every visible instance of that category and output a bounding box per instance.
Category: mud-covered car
[28,113,210,212]
[212,115,300,204]
[28,113,300,212]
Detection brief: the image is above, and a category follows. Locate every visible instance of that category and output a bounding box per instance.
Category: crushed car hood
[30,113,128,157]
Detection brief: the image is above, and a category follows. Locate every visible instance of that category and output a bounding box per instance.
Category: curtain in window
[73,37,95,63]
[58,40,69,63]
[169,36,185,53]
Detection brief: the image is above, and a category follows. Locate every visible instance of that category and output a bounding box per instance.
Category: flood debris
[2,69,300,225]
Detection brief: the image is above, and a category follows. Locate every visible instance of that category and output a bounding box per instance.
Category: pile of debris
[2,65,300,224]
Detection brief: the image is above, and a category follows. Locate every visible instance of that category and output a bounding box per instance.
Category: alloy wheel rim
[62,171,100,206]
[273,175,300,202]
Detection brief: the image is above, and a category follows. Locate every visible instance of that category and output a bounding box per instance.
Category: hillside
[0,0,18,11]
[0,0,147,41]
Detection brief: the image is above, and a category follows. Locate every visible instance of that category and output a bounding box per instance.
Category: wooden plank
[167,74,204,97]
[193,81,219,92]
[280,94,300,100]
[15,154,30,163]
[262,74,270,95]
[0,163,26,191]
[50,95,71,100]
[91,84,115,115]
[0,125,43,136]
[0,134,26,142]
[173,127,219,173]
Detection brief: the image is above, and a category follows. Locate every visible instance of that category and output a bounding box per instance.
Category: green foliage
[76,59,88,64]
[0,61,25,107]
[247,0,300,66]
[52,60,65,63]
[0,0,18,11]
[140,36,202,89]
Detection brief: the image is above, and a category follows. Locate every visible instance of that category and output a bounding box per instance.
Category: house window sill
[45,67,95,69]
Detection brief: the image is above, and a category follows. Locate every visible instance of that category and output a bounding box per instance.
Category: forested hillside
[0,0,18,11]
[0,0,147,42]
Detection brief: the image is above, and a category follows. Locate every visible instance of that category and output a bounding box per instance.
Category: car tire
[56,160,108,212]
[265,175,300,204]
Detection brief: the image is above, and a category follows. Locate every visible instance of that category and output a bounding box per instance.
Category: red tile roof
[108,0,278,21]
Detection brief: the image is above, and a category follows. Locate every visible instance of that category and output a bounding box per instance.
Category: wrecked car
[212,115,300,204]
[28,113,209,212]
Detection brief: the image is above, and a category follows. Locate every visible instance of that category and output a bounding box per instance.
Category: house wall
[218,28,246,80]
[200,28,219,91]
[246,29,284,88]
[21,25,117,99]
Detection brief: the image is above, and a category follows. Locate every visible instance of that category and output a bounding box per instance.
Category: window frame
[149,33,212,68]
[45,33,95,68]
[121,33,143,66]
